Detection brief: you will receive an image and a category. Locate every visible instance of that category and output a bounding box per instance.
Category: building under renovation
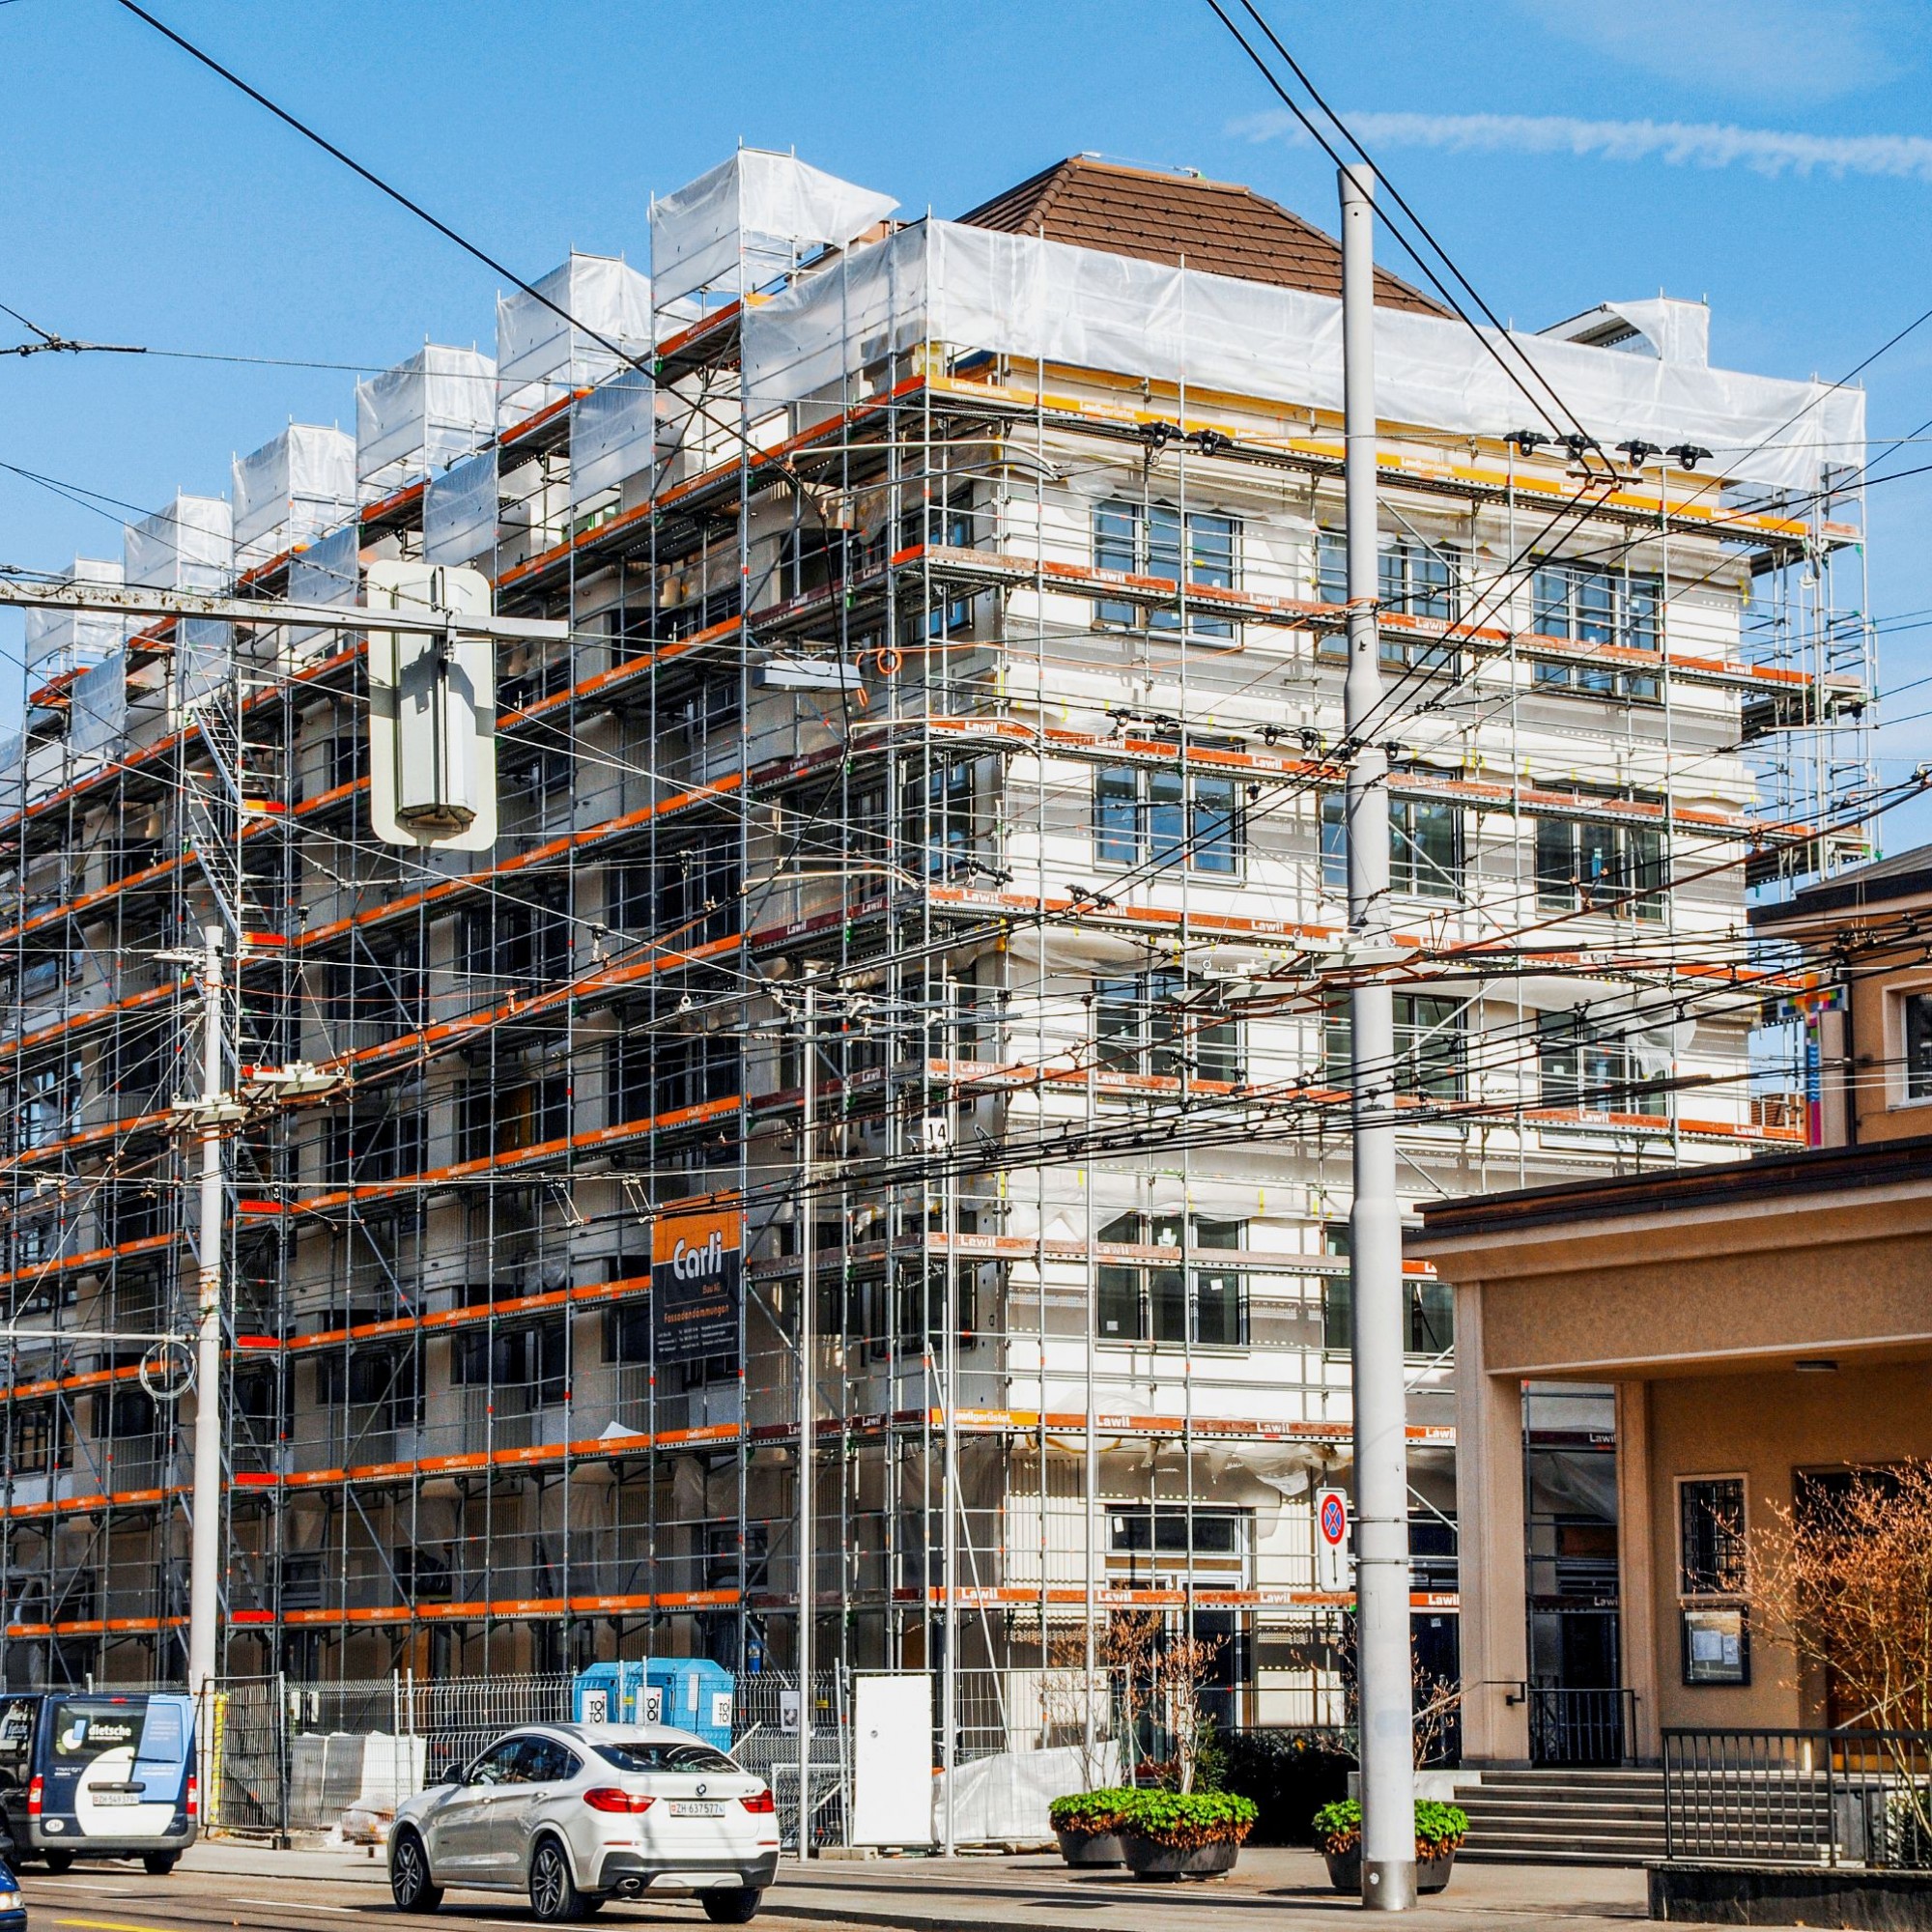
[0,152,1870,1754]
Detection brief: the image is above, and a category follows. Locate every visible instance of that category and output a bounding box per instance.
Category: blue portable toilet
[572,1661,650,1726]
[645,1657,734,1749]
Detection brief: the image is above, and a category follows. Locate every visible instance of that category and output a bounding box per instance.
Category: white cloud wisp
[1234,109,1932,185]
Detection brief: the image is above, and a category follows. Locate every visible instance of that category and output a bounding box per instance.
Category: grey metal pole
[1340,161,1417,1913]
[186,927,226,1708]
[797,982,815,1860]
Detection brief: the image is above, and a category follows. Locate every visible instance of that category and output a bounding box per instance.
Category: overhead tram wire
[107,0,840,523]
[1199,0,1611,473]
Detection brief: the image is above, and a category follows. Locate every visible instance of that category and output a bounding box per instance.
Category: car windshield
[592,1740,738,1775]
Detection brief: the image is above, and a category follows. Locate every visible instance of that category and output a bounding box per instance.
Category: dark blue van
[0,1691,196,1873]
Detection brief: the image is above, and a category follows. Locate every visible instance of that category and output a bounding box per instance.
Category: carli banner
[651,1209,742,1365]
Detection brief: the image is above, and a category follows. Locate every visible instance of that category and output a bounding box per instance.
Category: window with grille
[1902,992,1932,1100]
[1094,499,1239,638]
[1679,1477,1747,1596]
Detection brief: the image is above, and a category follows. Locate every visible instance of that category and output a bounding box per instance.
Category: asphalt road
[9,1845,1662,1932]
[16,1861,734,1931]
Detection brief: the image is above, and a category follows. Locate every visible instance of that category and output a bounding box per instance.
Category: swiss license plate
[668,1801,724,1817]
[89,1791,140,1806]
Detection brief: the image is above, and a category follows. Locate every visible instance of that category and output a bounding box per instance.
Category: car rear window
[48,1700,146,1764]
[592,1740,738,1774]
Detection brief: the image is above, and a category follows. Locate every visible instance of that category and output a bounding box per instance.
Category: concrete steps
[1452,1768,1668,1867]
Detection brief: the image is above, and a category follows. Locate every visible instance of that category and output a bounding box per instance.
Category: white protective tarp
[176,617,232,707]
[422,449,499,565]
[69,650,127,758]
[288,520,362,654]
[233,423,357,560]
[651,149,897,304]
[569,369,661,499]
[497,253,652,422]
[355,345,496,491]
[288,520,361,609]
[741,220,1862,493]
[124,495,233,592]
[931,1744,1122,1848]
[25,556,126,672]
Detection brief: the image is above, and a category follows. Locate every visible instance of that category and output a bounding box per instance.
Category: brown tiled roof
[958,156,1448,316]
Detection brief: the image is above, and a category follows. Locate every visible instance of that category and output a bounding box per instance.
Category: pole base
[1362,1859,1418,1911]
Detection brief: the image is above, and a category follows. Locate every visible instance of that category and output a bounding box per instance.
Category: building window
[1321,793,1463,899]
[1094,765,1242,875]
[1679,1477,1747,1596]
[906,758,985,877]
[1323,993,1467,1100]
[1318,530,1461,668]
[1322,1273,1455,1357]
[1095,971,1241,1084]
[1532,559,1662,696]
[1903,992,1932,1100]
[1537,1011,1669,1118]
[1535,813,1665,921]
[460,1073,569,1163]
[1096,1213,1247,1348]
[1108,1505,1250,1580]
[1094,499,1239,639]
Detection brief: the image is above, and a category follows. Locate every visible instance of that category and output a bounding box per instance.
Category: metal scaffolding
[0,153,1870,1785]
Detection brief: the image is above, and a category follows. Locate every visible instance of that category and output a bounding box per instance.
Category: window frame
[1094,1212,1250,1350]
[1535,1010,1670,1119]
[1533,812,1666,922]
[1092,764,1245,878]
[1093,497,1241,639]
[1530,556,1663,697]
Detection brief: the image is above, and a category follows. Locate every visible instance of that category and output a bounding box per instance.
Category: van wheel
[528,1836,588,1922]
[43,1850,73,1874]
[389,1830,443,1914]
[703,1889,762,1924]
[143,1852,178,1876]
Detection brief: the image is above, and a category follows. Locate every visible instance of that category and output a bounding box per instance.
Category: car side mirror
[439,1764,468,1786]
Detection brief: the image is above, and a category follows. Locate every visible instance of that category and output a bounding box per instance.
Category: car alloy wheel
[390,1831,443,1914]
[529,1837,586,1923]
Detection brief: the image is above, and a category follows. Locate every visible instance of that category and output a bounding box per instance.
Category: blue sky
[4,0,1930,839]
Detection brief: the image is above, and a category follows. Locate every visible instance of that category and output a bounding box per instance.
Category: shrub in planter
[1312,1799,1467,1895]
[1049,1789,1136,1867]
[1113,1788,1258,1879]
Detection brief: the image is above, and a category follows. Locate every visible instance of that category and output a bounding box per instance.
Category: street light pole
[1340,160,1417,1913]
[186,925,226,1712]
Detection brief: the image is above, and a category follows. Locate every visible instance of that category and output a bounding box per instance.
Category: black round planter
[1323,1848,1457,1895]
[1121,1833,1242,1879]
[1056,1829,1125,1867]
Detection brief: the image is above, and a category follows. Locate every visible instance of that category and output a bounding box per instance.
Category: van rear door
[42,1696,189,1842]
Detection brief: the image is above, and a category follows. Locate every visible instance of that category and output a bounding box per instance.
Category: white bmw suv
[388,1721,781,1923]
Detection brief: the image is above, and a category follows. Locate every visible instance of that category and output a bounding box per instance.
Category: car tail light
[186,1774,199,1820]
[740,1789,777,1814]
[25,1776,41,1818]
[582,1788,655,1814]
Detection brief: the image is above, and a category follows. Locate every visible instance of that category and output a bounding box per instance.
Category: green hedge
[1311,1797,1468,1857]
[1217,1729,1355,1846]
